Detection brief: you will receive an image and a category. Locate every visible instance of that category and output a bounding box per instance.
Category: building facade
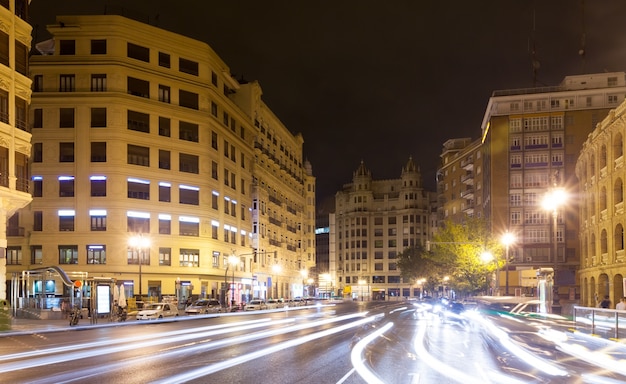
[576,98,626,308]
[479,73,626,310]
[6,14,314,306]
[334,158,435,300]
[0,0,33,301]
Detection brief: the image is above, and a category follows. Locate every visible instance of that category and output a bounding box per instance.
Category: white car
[136,303,179,320]
[185,299,221,315]
[266,299,284,309]
[245,299,267,311]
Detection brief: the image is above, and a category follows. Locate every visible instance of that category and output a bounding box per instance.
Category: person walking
[616,297,626,311]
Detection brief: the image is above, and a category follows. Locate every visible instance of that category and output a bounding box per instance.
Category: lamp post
[272,264,281,299]
[542,187,567,313]
[129,235,150,301]
[501,232,516,296]
[227,254,238,309]
[300,269,308,298]
[358,279,366,301]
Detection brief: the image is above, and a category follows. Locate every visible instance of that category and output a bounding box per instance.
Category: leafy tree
[397,244,452,295]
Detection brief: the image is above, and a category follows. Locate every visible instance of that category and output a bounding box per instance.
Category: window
[59,143,74,162]
[211,102,218,117]
[91,39,107,54]
[15,96,27,130]
[90,107,107,127]
[6,247,21,265]
[127,144,149,166]
[33,143,42,162]
[212,161,218,180]
[0,89,6,123]
[127,42,150,62]
[158,52,170,68]
[33,212,42,231]
[58,210,75,232]
[179,58,198,76]
[159,182,171,202]
[87,245,106,264]
[179,217,199,237]
[15,41,27,75]
[179,153,199,174]
[127,212,150,233]
[158,85,170,103]
[32,176,42,197]
[159,117,170,137]
[90,176,106,196]
[91,142,106,162]
[179,249,199,267]
[59,246,78,264]
[179,185,199,205]
[127,243,150,266]
[128,77,149,98]
[179,121,198,142]
[59,40,75,55]
[212,192,219,210]
[159,247,172,266]
[159,150,170,170]
[211,71,218,86]
[33,108,43,128]
[91,74,107,91]
[31,245,43,264]
[59,75,75,92]
[59,176,75,197]
[212,131,218,149]
[179,89,199,110]
[0,30,7,66]
[127,110,149,133]
[90,210,107,231]
[127,178,150,200]
[157,214,171,235]
[59,108,75,128]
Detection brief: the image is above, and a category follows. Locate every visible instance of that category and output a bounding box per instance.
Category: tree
[429,218,504,296]
[396,244,452,295]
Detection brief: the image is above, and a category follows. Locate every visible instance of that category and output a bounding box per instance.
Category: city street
[1,301,626,383]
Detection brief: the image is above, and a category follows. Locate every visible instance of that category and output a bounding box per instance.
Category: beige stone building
[6,14,314,306]
[334,158,435,300]
[576,99,626,308]
[0,0,33,301]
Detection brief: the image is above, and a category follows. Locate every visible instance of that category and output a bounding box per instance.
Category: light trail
[349,321,393,384]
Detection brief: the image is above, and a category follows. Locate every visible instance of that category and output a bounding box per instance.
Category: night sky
[29,1,626,202]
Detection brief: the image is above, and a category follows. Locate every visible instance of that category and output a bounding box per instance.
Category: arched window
[615,223,624,251]
[600,186,607,211]
[590,194,596,216]
[615,133,624,160]
[601,229,608,254]
[615,178,624,204]
[590,233,596,256]
[590,154,595,177]
[600,145,607,169]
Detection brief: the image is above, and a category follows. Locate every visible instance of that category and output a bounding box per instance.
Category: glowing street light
[227,254,238,309]
[128,235,150,301]
[501,231,516,295]
[542,187,568,312]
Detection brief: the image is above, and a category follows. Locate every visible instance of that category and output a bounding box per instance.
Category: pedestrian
[599,295,611,308]
[616,297,626,311]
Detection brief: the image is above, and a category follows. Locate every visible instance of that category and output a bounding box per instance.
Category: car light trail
[154,313,379,383]
[349,321,394,384]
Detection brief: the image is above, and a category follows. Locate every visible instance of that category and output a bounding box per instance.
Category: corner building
[334,158,435,300]
[576,99,626,307]
[6,14,315,304]
[481,73,626,311]
[0,0,33,300]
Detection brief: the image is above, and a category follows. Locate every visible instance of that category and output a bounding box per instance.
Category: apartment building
[6,14,314,305]
[479,72,626,310]
[0,0,32,301]
[577,98,626,307]
[334,157,435,300]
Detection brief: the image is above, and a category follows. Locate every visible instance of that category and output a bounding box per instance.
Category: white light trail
[350,321,393,384]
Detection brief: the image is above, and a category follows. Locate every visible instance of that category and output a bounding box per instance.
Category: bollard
[0,299,11,331]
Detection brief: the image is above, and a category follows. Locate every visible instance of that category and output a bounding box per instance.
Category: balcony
[460,187,474,199]
[461,173,474,185]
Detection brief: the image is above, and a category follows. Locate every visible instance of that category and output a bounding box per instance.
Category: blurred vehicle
[244,299,267,311]
[185,299,221,315]
[136,303,179,320]
[288,298,304,307]
[266,299,285,309]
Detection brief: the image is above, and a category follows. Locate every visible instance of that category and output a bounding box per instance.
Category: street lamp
[320,273,331,298]
[272,264,282,299]
[542,187,568,313]
[129,235,150,301]
[501,232,516,296]
[227,254,238,309]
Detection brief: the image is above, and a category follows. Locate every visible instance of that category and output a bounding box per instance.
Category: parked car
[245,299,267,311]
[185,299,221,315]
[136,303,179,320]
[266,299,285,309]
